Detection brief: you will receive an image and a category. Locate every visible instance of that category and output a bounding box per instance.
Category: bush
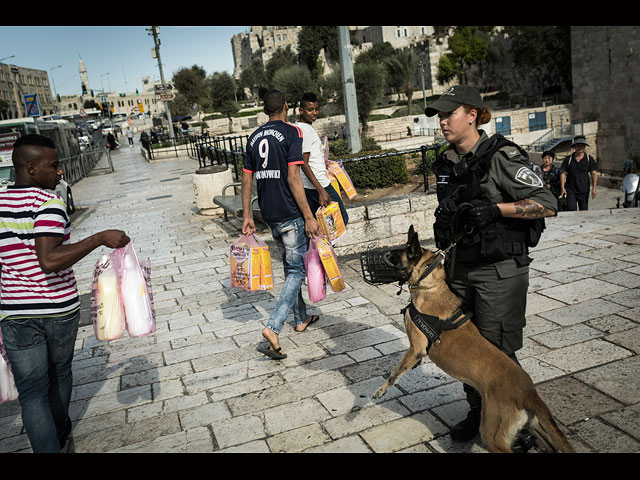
[328,137,407,189]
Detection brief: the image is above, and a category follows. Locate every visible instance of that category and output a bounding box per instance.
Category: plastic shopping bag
[315,235,345,292]
[304,237,326,303]
[230,234,273,291]
[316,202,346,244]
[91,253,126,341]
[114,242,156,338]
[0,329,19,405]
[327,160,357,200]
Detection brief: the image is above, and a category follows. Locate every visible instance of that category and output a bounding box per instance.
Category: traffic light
[81,83,87,95]
[136,89,139,96]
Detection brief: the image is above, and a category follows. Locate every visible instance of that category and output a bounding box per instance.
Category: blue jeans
[0,309,80,453]
[265,217,308,334]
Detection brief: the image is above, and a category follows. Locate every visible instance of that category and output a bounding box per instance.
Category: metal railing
[59,138,113,185]
[192,134,443,193]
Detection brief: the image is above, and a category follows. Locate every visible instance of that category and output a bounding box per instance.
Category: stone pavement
[1,145,639,453]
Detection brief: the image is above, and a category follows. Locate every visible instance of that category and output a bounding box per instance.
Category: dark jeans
[0,309,80,453]
[566,189,589,211]
[304,184,349,226]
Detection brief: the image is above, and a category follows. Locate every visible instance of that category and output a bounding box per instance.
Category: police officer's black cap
[425,85,483,117]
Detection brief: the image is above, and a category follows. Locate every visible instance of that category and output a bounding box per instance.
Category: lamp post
[50,65,62,114]
[147,26,175,140]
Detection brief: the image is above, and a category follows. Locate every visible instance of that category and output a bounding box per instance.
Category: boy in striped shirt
[0,134,129,453]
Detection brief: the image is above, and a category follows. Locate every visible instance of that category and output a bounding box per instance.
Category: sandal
[257,344,287,360]
[295,315,320,332]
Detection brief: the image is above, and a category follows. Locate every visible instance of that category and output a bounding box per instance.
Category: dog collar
[402,303,472,354]
[407,250,446,292]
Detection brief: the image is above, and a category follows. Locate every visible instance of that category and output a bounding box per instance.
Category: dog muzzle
[360,245,410,285]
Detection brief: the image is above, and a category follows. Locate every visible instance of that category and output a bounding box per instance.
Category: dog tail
[526,397,575,453]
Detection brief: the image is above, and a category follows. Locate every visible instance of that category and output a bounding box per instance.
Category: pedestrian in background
[0,134,130,453]
[540,150,563,208]
[295,92,349,226]
[126,126,134,147]
[241,90,321,360]
[560,135,598,211]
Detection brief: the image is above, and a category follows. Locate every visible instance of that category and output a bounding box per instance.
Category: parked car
[0,165,75,215]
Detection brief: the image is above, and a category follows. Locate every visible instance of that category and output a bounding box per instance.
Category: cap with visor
[425,85,483,117]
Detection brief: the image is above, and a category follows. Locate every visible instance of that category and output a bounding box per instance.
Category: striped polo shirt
[0,185,79,318]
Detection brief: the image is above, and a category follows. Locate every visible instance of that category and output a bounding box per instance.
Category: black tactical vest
[433,134,543,266]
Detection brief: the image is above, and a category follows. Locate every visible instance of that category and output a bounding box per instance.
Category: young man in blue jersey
[242,90,321,360]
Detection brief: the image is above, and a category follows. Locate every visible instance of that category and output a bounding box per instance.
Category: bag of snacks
[315,235,345,292]
[230,234,273,291]
[316,202,346,244]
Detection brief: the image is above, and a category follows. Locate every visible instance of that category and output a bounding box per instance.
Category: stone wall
[332,192,439,256]
[571,26,640,173]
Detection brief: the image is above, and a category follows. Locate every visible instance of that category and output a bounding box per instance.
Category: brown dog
[370,226,574,453]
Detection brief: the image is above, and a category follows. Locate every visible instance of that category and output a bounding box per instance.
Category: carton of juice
[230,234,273,291]
[230,238,252,290]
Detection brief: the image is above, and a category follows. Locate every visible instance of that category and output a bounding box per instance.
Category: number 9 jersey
[243,120,304,223]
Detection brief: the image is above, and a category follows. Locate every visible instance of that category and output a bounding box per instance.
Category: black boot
[450,406,481,442]
[511,429,538,453]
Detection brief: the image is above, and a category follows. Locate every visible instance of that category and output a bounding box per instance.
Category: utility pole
[147,26,175,140]
[337,26,361,154]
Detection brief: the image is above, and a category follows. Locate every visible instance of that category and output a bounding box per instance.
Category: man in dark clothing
[560,136,598,211]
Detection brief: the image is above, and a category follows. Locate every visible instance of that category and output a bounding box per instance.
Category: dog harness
[402,303,472,354]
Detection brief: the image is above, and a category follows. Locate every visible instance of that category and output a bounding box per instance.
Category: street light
[100,72,110,93]
[0,55,15,63]
[50,65,62,113]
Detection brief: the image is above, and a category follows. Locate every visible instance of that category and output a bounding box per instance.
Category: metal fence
[60,137,113,185]
[192,133,443,192]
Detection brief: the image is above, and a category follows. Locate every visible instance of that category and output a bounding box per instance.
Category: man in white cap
[559,135,598,211]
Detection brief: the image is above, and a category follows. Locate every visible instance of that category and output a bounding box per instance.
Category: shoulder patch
[515,167,544,187]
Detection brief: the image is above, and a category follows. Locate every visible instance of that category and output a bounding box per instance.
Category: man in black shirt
[560,136,598,211]
[242,90,321,360]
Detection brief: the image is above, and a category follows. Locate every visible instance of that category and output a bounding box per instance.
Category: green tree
[271,65,315,106]
[505,26,572,94]
[265,46,298,85]
[355,42,396,66]
[385,47,421,115]
[297,26,340,78]
[353,62,386,135]
[437,26,489,85]
[172,65,211,110]
[239,58,267,101]
[210,72,239,132]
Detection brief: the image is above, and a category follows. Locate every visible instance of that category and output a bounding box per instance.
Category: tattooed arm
[497,199,556,219]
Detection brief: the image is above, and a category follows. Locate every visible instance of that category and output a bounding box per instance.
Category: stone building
[571,26,640,174]
[231,26,302,78]
[0,62,57,119]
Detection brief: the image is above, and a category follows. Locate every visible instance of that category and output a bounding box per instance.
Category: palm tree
[386,48,421,116]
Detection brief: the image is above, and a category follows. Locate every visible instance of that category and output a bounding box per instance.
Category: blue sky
[0,26,249,97]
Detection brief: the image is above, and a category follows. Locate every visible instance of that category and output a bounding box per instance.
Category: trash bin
[192,165,233,215]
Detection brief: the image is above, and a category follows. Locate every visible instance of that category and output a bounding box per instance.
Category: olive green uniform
[437,131,557,409]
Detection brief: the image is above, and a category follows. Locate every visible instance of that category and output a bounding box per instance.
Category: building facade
[0,62,57,120]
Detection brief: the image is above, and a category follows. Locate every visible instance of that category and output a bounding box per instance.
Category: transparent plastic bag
[0,329,19,405]
[230,234,273,291]
[113,242,156,338]
[91,253,125,341]
[304,237,326,303]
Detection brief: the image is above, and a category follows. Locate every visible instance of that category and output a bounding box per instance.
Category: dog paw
[372,387,387,399]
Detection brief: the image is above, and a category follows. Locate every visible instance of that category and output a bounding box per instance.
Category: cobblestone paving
[1,147,638,453]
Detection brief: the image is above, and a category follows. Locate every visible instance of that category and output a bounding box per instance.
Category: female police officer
[425,86,557,448]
